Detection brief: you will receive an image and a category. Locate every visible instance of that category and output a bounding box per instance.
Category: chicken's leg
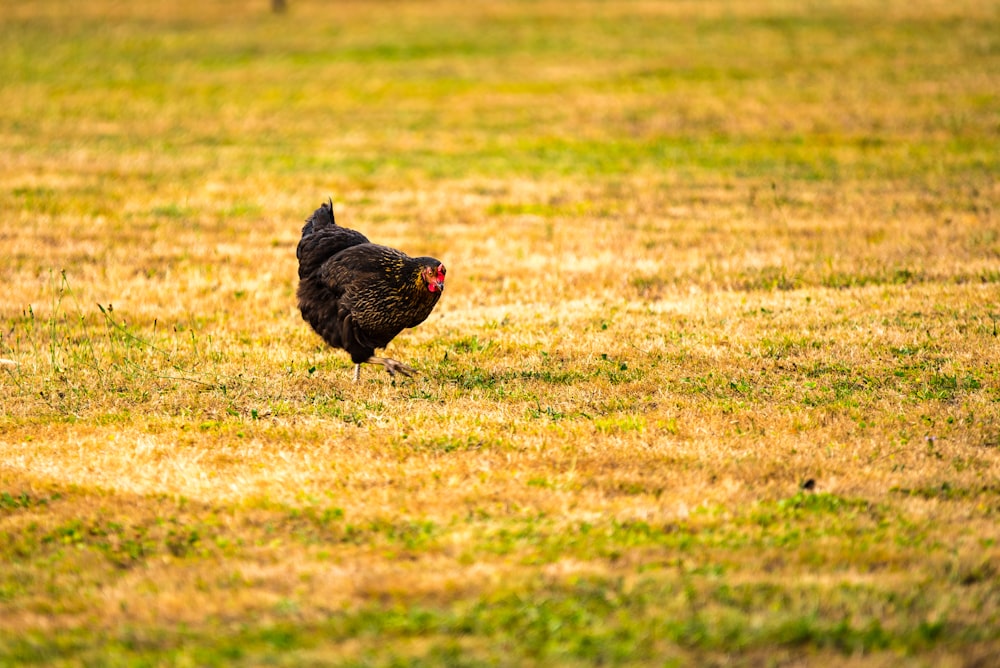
[352,356,416,382]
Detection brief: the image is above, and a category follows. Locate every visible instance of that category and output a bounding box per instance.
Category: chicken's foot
[353,357,416,382]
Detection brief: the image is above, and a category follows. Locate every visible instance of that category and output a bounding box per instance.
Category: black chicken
[296,200,446,382]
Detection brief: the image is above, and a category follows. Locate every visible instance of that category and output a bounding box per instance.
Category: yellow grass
[1,0,998,664]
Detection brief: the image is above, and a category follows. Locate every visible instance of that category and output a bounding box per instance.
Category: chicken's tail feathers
[301,198,337,237]
[295,199,371,275]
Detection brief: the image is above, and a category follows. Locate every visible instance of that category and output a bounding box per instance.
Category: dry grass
[1,0,999,665]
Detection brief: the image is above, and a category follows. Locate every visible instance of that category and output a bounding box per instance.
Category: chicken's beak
[433,279,445,292]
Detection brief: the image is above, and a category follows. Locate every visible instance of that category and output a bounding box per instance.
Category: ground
[1,0,998,665]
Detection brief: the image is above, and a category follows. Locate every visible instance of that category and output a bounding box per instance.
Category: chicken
[296,200,446,382]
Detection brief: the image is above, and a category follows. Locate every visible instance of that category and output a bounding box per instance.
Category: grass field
[2,0,999,664]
